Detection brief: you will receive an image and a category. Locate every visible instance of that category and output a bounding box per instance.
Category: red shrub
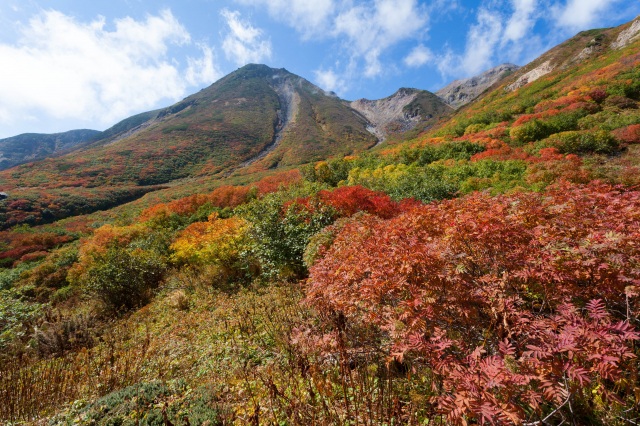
[254,169,302,195]
[208,185,252,208]
[305,182,640,424]
[613,124,640,144]
[19,251,49,262]
[534,94,586,113]
[512,109,561,127]
[587,88,608,103]
[290,186,408,220]
[319,186,403,219]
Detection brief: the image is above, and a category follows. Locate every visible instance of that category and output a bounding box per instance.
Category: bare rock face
[350,88,452,144]
[506,61,554,91]
[611,17,640,49]
[436,64,520,109]
[350,88,420,143]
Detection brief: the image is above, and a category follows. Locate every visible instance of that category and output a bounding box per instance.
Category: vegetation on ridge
[1,18,640,426]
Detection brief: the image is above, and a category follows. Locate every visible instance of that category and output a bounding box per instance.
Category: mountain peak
[351,88,452,143]
[436,63,520,109]
[228,64,296,80]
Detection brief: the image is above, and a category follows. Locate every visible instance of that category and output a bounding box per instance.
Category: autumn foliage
[291,185,411,220]
[305,182,640,424]
[171,214,250,282]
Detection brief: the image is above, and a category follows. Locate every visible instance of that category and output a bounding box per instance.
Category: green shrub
[444,159,528,193]
[239,192,338,280]
[0,262,34,291]
[66,381,220,426]
[388,167,459,201]
[607,80,640,100]
[604,96,638,110]
[464,123,486,135]
[0,287,42,351]
[347,163,459,202]
[539,130,619,154]
[301,155,385,187]
[509,120,551,145]
[398,141,485,166]
[578,108,640,131]
[545,109,592,133]
[84,247,166,313]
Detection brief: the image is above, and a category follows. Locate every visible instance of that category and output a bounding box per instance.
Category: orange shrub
[613,124,640,144]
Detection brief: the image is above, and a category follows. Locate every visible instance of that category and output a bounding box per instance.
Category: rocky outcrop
[611,17,640,49]
[506,61,554,91]
[436,64,520,109]
[350,88,452,144]
[350,88,420,143]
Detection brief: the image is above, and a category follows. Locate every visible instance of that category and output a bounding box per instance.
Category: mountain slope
[0,65,381,227]
[0,129,100,170]
[502,16,640,92]
[1,65,378,189]
[436,63,520,108]
[350,88,453,143]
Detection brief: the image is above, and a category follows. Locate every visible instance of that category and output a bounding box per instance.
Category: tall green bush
[83,247,166,312]
[239,193,338,280]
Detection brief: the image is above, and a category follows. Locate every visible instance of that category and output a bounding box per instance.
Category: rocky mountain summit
[436,63,520,109]
[350,88,452,143]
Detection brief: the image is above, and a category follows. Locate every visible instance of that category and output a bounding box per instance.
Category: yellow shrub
[170,216,249,268]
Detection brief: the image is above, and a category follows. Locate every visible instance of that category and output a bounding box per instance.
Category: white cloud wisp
[554,0,623,31]
[221,9,272,67]
[0,9,221,134]
[404,44,433,67]
[236,0,335,38]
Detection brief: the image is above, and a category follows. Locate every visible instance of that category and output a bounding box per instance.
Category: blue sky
[0,0,638,138]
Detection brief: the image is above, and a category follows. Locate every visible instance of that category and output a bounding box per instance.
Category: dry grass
[0,328,152,422]
[0,268,438,425]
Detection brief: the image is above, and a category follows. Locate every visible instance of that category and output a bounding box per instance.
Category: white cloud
[334,0,428,77]
[461,9,503,76]
[554,0,623,30]
[186,44,219,86]
[220,9,272,66]
[314,68,347,94]
[404,44,433,67]
[238,0,428,81]
[0,9,221,133]
[236,0,335,38]
[435,2,542,79]
[503,0,538,44]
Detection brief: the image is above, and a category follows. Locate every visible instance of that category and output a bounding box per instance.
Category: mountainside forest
[1,15,640,426]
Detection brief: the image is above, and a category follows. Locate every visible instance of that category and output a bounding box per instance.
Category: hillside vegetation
[0,129,101,171]
[1,17,640,426]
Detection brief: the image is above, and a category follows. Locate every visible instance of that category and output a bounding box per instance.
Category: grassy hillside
[0,65,380,229]
[0,129,101,170]
[1,17,640,425]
